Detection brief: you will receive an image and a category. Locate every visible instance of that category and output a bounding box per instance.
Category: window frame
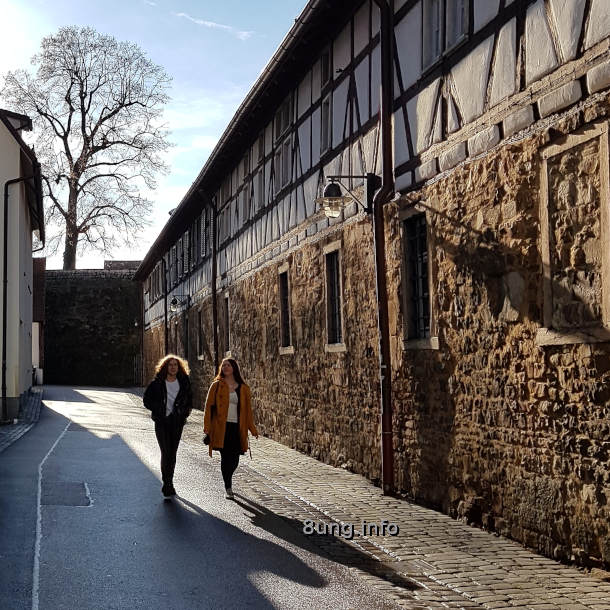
[256,168,265,212]
[197,309,205,359]
[320,48,331,88]
[323,241,346,352]
[321,94,332,154]
[223,293,231,356]
[422,0,470,71]
[274,95,292,142]
[537,120,610,346]
[281,137,292,187]
[400,205,439,350]
[278,263,294,354]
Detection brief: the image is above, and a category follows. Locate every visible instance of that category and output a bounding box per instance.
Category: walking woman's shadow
[230,494,420,592]
[155,494,327,608]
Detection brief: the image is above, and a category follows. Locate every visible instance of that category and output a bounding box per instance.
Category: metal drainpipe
[211,196,219,371]
[372,0,395,495]
[2,175,34,423]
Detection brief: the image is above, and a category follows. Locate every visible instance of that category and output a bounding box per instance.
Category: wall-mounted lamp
[169,294,191,312]
[315,173,381,218]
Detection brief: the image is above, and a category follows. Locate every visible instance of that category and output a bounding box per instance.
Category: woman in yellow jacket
[203,358,258,499]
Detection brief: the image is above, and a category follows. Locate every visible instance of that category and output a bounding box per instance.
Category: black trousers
[220,422,241,489]
[154,413,184,485]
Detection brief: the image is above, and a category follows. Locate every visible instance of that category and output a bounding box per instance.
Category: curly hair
[154,354,190,379]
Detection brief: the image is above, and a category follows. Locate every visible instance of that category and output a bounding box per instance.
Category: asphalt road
[1,386,399,610]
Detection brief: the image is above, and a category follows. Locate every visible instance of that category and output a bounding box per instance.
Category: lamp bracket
[327,173,381,214]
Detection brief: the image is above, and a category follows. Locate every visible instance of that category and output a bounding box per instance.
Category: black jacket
[143,372,192,422]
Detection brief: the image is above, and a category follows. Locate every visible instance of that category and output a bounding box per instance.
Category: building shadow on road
[229,495,420,593]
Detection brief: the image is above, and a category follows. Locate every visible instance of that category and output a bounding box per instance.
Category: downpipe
[372,0,395,495]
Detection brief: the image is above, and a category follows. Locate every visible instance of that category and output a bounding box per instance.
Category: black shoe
[169,485,177,497]
[162,484,172,500]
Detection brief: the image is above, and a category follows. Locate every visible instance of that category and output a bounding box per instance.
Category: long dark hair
[154,354,190,379]
[214,358,245,384]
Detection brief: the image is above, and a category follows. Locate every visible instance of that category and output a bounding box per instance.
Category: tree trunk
[62,187,78,270]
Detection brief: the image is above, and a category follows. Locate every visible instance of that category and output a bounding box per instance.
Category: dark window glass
[326,251,342,344]
[321,96,331,153]
[224,296,230,353]
[197,310,203,357]
[404,215,430,339]
[279,271,291,347]
[321,50,331,86]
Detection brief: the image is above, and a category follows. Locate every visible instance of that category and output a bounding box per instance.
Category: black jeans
[220,422,241,489]
[154,413,184,486]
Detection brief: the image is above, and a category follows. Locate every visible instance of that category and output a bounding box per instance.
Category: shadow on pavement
[32,390,332,609]
[231,495,420,592]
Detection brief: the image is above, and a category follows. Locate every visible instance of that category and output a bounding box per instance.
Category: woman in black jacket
[143,354,192,499]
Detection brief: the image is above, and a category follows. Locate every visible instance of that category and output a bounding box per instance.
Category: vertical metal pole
[372,0,395,495]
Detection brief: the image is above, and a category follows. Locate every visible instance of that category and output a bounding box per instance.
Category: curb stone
[0,386,43,454]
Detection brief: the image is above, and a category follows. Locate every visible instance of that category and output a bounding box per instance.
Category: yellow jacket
[203,379,258,457]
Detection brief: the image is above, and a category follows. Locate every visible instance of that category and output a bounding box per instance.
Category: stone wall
[45,270,141,386]
[142,98,610,569]
[385,97,610,568]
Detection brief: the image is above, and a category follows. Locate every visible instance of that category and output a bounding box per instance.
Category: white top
[227,390,238,423]
[165,379,180,416]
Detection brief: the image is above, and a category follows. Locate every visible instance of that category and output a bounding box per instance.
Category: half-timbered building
[135,0,610,568]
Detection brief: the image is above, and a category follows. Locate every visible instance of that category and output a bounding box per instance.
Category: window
[195,216,201,264]
[197,310,204,358]
[321,95,331,153]
[279,267,292,351]
[178,237,184,278]
[203,207,211,257]
[242,152,250,179]
[170,245,177,286]
[321,49,331,87]
[221,176,231,203]
[324,243,344,347]
[258,132,265,162]
[404,214,430,339]
[275,96,292,141]
[423,0,469,69]
[274,148,282,194]
[223,294,230,355]
[183,231,190,273]
[257,169,265,211]
[400,207,438,349]
[281,138,291,187]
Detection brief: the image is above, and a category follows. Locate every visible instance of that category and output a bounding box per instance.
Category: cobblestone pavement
[6,388,610,609]
[210,436,610,610]
[0,386,43,454]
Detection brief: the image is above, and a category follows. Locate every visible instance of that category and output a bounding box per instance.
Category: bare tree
[2,26,172,269]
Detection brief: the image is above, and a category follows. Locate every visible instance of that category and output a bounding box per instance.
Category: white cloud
[172,12,254,41]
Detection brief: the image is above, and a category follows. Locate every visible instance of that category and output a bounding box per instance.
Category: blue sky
[0,0,308,268]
